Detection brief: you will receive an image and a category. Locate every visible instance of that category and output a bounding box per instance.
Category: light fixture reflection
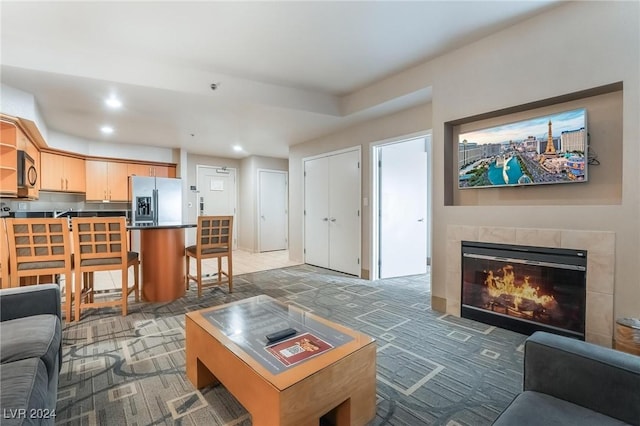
[100,126,114,134]
[105,97,122,109]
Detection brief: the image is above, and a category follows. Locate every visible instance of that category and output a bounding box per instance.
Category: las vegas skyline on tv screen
[458,108,587,189]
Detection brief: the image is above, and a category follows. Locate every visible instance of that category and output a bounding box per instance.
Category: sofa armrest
[0,284,61,323]
[524,331,640,425]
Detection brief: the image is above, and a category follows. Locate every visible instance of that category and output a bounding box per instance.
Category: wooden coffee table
[185,295,376,425]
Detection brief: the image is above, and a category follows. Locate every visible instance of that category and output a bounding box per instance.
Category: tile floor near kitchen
[90,249,301,292]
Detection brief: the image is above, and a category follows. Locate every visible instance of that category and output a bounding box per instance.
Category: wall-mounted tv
[458,108,588,189]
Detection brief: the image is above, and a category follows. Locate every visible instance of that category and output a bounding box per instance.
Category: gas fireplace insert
[461,241,586,339]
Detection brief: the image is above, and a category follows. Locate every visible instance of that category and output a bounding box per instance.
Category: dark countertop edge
[11,211,129,218]
[127,223,196,230]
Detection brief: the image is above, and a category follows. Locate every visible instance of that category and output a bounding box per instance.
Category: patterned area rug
[56,264,526,425]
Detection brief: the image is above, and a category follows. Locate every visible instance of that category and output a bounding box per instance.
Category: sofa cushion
[0,314,61,383]
[493,391,630,426]
[0,358,51,426]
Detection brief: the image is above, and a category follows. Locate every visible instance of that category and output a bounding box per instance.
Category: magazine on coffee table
[265,332,333,367]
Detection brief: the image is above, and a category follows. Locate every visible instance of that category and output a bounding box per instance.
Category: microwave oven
[17,150,38,197]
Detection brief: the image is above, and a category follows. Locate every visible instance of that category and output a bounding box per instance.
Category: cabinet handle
[66,179,68,190]
[104,189,107,199]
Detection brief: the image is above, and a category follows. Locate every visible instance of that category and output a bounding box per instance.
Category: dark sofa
[494,331,640,426]
[0,284,62,426]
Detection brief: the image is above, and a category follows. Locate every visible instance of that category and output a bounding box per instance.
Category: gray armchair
[0,284,62,425]
[494,331,640,426]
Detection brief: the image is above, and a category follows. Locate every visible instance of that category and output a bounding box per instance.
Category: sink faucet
[53,208,72,218]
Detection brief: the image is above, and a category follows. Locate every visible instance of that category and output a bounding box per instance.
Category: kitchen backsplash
[0,192,129,215]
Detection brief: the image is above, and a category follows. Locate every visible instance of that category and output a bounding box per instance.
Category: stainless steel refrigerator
[130,176,183,224]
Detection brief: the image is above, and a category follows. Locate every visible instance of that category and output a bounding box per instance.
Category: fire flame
[484,265,555,311]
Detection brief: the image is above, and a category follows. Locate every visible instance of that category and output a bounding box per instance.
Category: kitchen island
[128,222,196,302]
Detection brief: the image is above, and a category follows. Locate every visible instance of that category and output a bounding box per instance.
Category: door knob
[417,218,424,222]
[330,218,336,222]
[322,217,329,221]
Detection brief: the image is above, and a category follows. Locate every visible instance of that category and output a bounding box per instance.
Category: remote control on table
[266,328,297,343]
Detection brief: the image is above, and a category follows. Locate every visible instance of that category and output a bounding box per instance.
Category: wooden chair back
[195,215,233,255]
[4,217,72,286]
[73,217,127,268]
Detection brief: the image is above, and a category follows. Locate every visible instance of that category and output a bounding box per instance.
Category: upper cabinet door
[40,152,65,191]
[108,162,129,201]
[85,160,108,200]
[66,156,86,192]
[127,163,151,177]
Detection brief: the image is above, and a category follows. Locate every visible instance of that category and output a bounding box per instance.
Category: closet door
[304,157,330,268]
[328,150,360,276]
[304,149,361,276]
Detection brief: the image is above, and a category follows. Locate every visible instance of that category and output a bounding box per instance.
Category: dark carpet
[56,264,526,425]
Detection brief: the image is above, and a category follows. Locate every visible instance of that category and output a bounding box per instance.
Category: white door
[379,138,427,278]
[258,170,288,252]
[304,157,330,268]
[197,166,238,248]
[328,150,361,276]
[304,149,361,276]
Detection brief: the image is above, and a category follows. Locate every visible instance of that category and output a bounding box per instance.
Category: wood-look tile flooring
[87,249,301,292]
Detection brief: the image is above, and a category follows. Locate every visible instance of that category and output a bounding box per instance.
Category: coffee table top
[186,295,375,390]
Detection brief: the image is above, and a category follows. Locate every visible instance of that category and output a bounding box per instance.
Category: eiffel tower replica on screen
[543,120,558,158]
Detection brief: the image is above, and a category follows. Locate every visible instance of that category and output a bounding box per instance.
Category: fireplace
[461,241,587,339]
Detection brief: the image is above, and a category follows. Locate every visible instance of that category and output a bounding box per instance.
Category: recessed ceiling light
[100,125,114,134]
[105,97,122,109]
[232,145,242,152]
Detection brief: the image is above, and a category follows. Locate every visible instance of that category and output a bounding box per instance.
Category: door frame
[195,164,239,249]
[257,168,289,252]
[302,146,361,276]
[370,131,432,281]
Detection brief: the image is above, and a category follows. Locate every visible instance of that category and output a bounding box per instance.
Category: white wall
[0,84,48,141]
[289,1,640,320]
[289,103,433,273]
[427,1,639,318]
[239,156,288,252]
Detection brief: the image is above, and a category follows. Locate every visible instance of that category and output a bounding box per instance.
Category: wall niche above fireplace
[461,241,587,339]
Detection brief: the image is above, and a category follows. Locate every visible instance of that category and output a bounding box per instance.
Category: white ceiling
[0,1,560,159]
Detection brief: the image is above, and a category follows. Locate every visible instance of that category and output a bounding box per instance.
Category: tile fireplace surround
[446,225,615,347]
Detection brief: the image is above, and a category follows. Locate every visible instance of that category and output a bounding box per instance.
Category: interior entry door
[379,138,427,278]
[304,149,360,276]
[304,157,330,269]
[328,150,360,276]
[197,165,238,249]
[258,170,288,252]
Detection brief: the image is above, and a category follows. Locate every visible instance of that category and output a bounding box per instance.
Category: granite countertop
[12,210,128,218]
[127,222,196,230]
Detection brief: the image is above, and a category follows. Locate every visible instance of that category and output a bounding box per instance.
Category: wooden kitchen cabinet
[85,160,128,201]
[41,152,86,192]
[0,121,18,197]
[127,162,176,178]
[1,119,40,199]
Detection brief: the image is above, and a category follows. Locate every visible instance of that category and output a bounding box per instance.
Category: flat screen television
[458,108,588,189]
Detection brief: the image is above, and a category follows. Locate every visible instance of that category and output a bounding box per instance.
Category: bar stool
[0,218,10,288]
[4,217,73,321]
[185,215,233,297]
[72,217,139,321]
